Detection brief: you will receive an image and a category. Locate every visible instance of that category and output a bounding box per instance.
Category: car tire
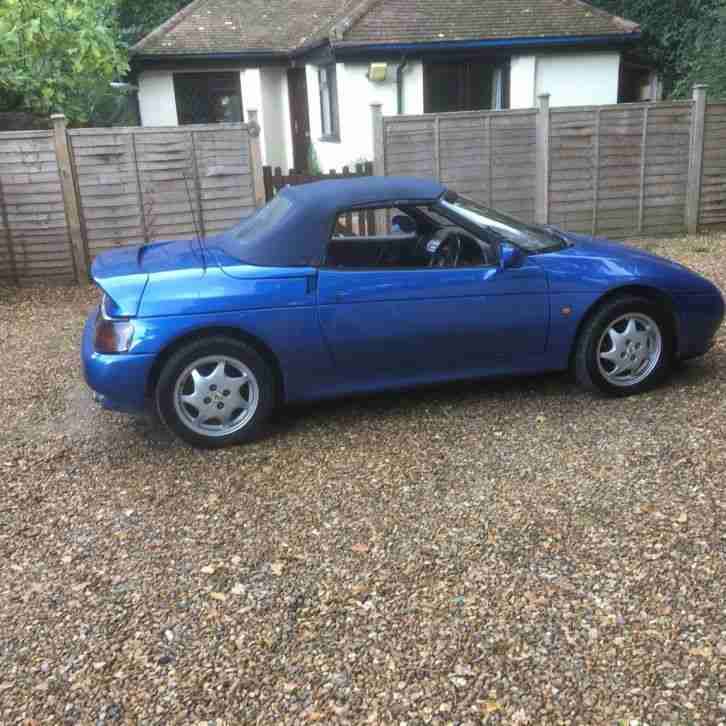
[574,295,673,397]
[155,337,276,448]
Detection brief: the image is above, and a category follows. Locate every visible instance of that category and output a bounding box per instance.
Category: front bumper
[674,290,725,361]
[81,308,156,414]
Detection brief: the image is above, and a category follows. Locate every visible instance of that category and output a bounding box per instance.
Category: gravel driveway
[1,234,726,725]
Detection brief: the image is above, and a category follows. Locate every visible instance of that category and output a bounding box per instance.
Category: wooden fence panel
[595,106,646,238]
[68,123,257,262]
[195,128,255,234]
[69,130,146,257]
[548,107,597,233]
[384,109,537,221]
[439,115,492,202]
[383,117,436,178]
[0,131,75,284]
[643,102,691,236]
[700,103,726,228]
[490,111,537,221]
[380,100,703,240]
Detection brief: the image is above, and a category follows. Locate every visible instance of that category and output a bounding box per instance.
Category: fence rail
[0,115,264,285]
[374,85,725,240]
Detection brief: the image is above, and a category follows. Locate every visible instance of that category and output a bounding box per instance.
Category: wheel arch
[145,326,286,404]
[568,284,680,368]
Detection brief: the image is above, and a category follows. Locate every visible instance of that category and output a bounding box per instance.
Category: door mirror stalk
[499,243,523,271]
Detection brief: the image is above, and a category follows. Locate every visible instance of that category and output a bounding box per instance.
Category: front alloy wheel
[575,296,672,396]
[596,313,663,388]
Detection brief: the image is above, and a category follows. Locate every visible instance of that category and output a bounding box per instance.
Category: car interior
[325,205,497,269]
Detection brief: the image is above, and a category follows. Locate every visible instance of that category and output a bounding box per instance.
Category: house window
[174,72,243,125]
[318,65,340,140]
[424,60,509,113]
[619,61,660,102]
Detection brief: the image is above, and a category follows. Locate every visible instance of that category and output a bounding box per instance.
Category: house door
[287,68,311,171]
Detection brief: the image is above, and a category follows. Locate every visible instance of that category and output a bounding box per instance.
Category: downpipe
[396,56,408,114]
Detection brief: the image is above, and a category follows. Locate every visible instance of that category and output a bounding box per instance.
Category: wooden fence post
[591,108,601,236]
[535,94,550,225]
[686,84,708,234]
[637,106,650,234]
[370,103,385,234]
[0,175,18,284]
[371,103,384,177]
[189,131,207,240]
[51,114,88,283]
[262,165,273,202]
[246,109,266,208]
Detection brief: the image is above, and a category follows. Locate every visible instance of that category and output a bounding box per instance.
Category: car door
[316,258,550,382]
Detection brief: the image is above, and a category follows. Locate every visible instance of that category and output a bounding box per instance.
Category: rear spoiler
[91,246,149,318]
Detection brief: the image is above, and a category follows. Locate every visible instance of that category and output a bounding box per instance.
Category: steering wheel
[427,227,463,268]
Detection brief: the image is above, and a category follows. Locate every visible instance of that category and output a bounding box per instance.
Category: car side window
[325,205,495,270]
[331,206,413,238]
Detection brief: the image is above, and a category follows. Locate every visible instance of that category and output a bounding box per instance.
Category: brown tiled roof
[132,0,638,57]
[338,0,639,44]
[132,0,360,55]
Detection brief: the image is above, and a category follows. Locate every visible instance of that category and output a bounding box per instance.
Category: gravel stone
[1,232,726,723]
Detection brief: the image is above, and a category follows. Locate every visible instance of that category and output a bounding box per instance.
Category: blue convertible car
[82,177,724,447]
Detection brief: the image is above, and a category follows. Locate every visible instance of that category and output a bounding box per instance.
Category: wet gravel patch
[1,234,726,724]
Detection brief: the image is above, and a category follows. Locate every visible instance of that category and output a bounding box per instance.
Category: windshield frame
[434,192,568,254]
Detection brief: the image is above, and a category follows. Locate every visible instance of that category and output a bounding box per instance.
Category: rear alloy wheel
[574,296,672,396]
[156,337,275,447]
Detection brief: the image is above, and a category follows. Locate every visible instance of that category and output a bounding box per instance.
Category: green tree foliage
[0,0,128,123]
[588,0,726,97]
[115,0,191,46]
[676,1,726,98]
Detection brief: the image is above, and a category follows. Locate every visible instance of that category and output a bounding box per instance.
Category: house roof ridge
[328,0,388,43]
[288,0,359,50]
[571,0,640,33]
[131,0,211,54]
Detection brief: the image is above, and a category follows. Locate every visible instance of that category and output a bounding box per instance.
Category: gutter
[332,33,642,58]
[130,32,641,69]
[130,50,290,71]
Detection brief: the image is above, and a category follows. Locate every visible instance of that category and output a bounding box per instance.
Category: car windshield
[438,194,566,252]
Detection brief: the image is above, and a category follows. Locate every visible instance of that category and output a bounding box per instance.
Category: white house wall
[306,60,423,171]
[137,66,289,167]
[535,52,621,107]
[509,56,537,109]
[137,51,620,169]
[259,68,292,170]
[138,72,178,126]
[239,68,269,165]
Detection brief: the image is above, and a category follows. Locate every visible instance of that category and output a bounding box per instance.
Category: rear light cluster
[94,295,134,353]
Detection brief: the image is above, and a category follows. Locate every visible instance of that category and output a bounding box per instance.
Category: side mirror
[499,243,523,270]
